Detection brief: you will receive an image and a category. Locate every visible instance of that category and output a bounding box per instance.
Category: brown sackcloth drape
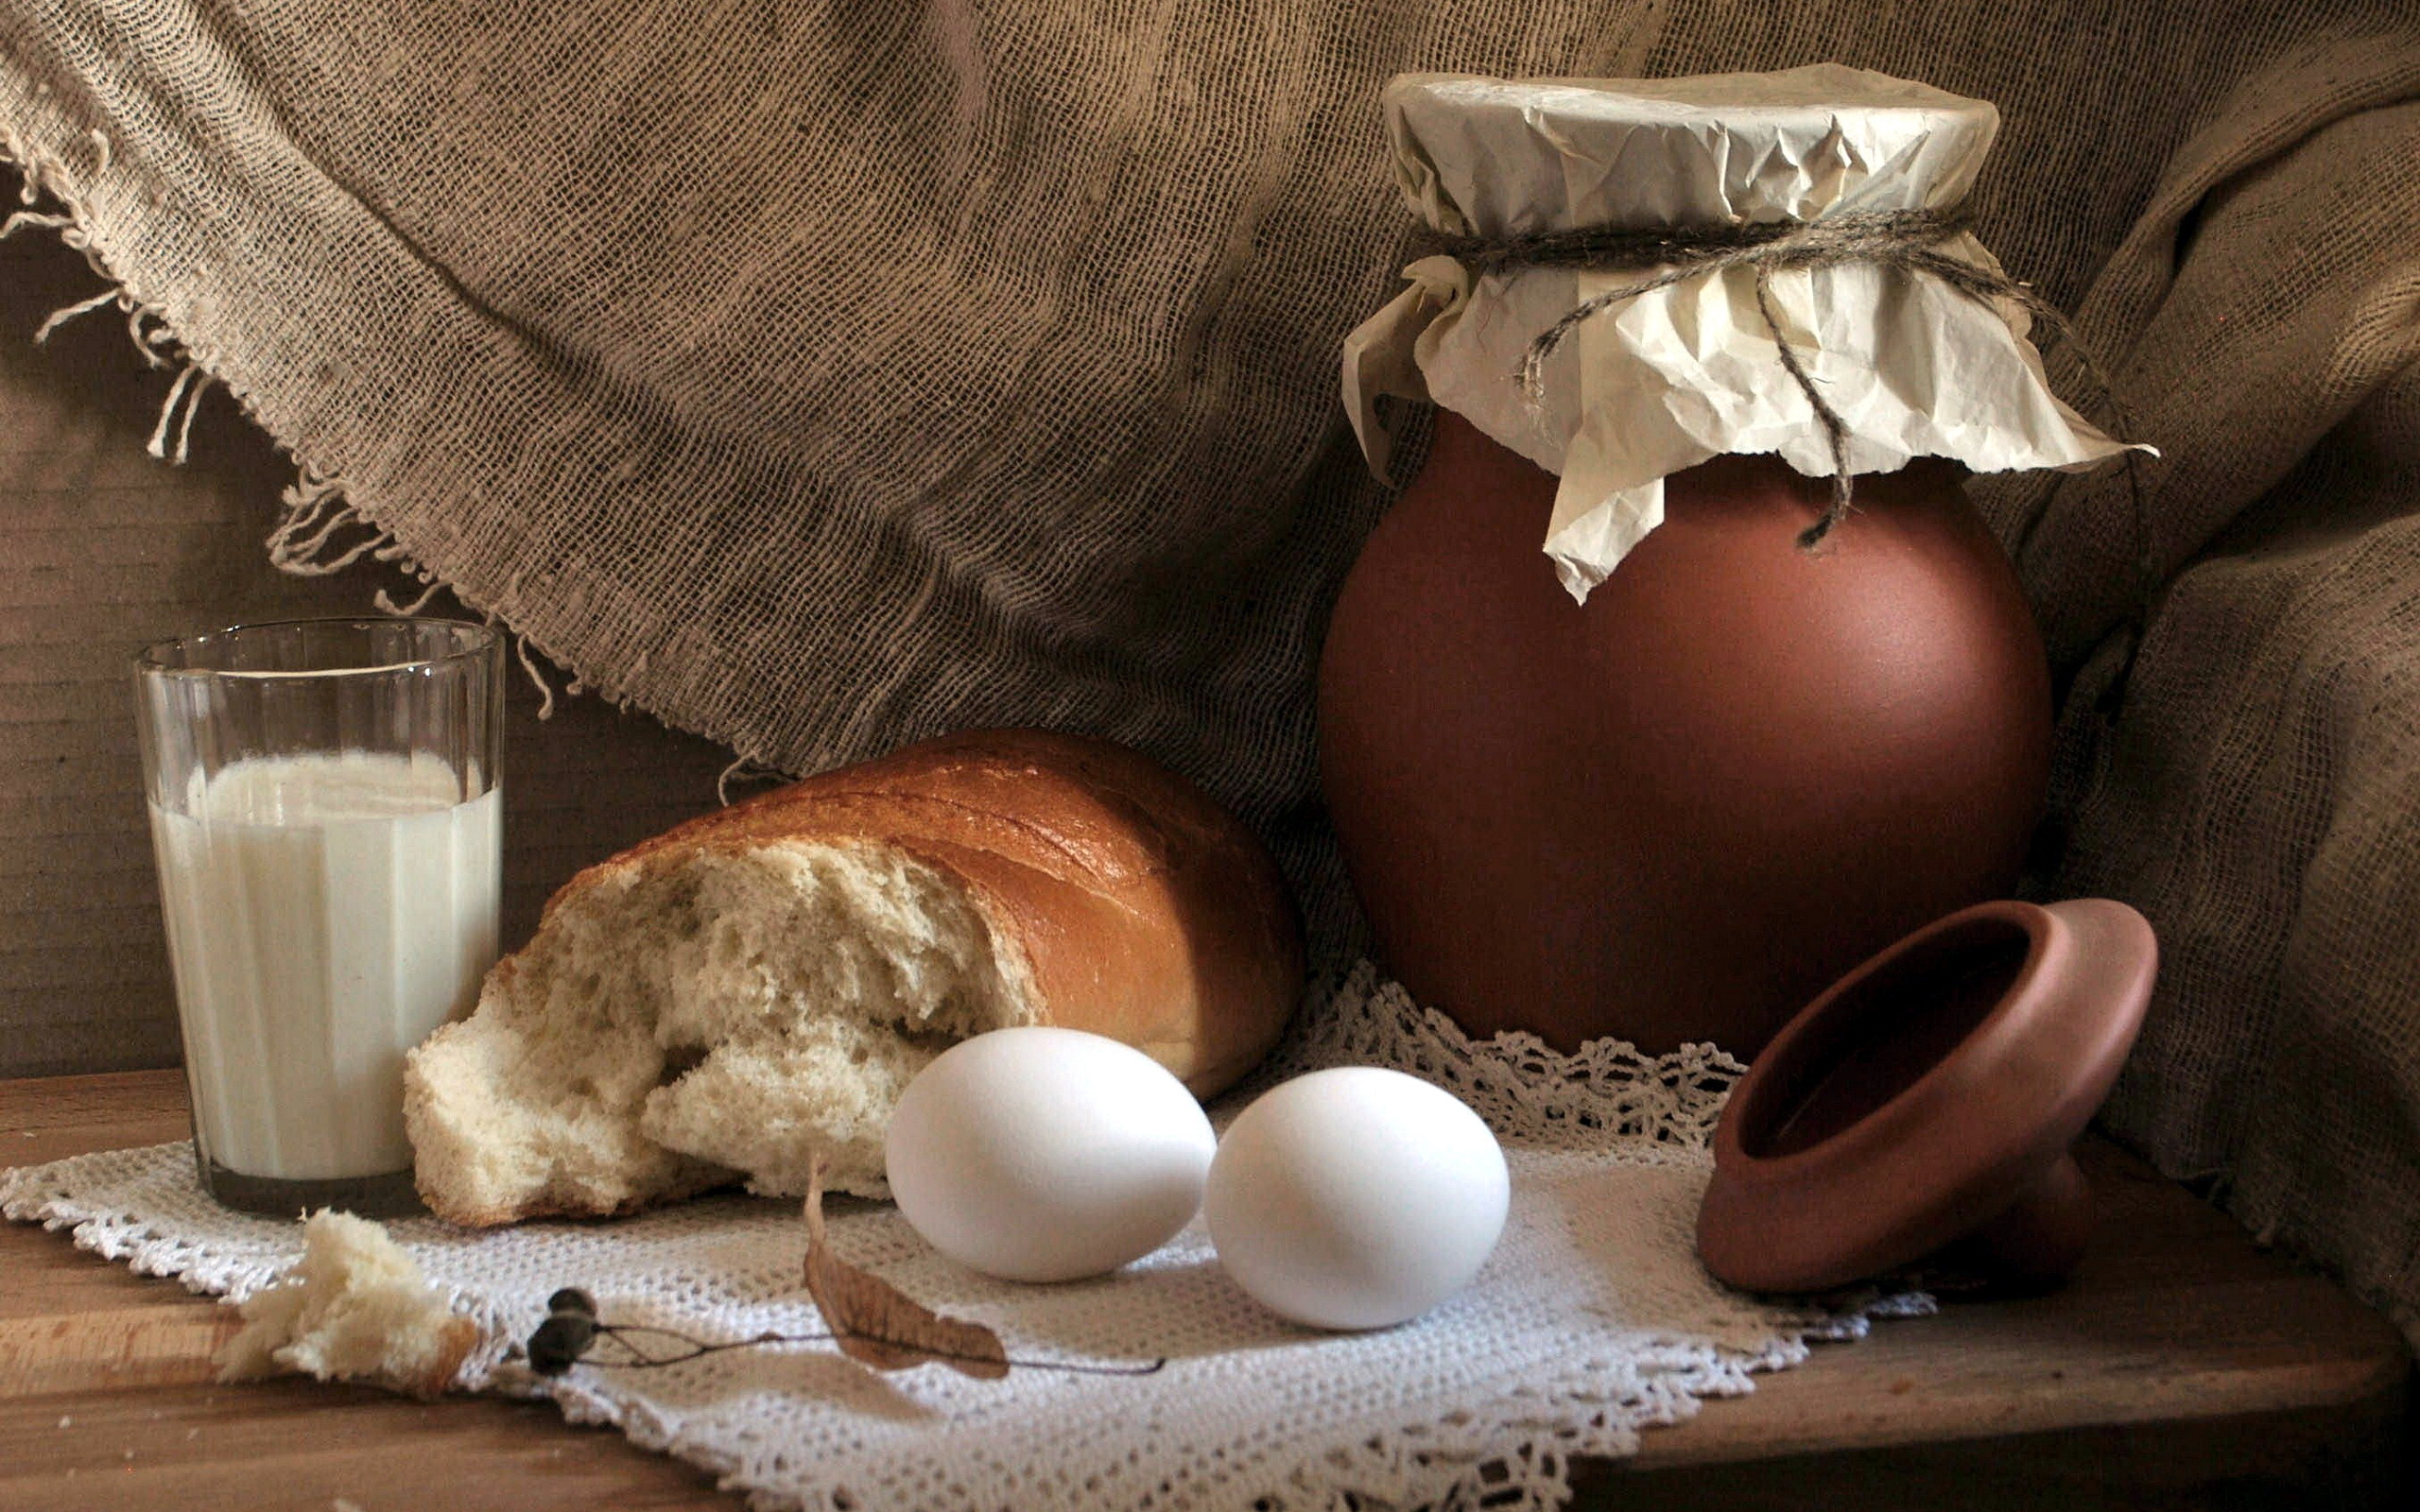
[5,4,2418,1342]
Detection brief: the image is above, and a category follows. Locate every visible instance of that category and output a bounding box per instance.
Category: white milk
[147,751,500,1180]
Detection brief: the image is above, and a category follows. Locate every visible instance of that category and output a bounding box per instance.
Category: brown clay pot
[1317,411,2052,1056]
[1696,899,2158,1293]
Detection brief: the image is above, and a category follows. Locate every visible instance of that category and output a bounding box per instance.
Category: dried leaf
[802,1154,1009,1380]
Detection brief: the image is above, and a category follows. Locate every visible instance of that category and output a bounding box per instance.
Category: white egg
[884,1026,1217,1282]
[1205,1067,1509,1330]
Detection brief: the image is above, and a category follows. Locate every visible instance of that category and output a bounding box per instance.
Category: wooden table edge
[5,1066,2412,1506]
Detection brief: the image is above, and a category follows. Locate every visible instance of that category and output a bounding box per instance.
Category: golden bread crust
[537,728,1302,1095]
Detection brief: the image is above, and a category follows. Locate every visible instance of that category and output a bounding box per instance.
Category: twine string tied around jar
[1420,207,2151,570]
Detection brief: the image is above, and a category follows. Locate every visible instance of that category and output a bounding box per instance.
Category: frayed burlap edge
[0,108,762,776]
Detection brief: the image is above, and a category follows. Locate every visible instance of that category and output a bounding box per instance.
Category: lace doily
[3,963,1925,1511]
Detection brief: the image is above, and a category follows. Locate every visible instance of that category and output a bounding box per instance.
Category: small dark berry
[546,1287,596,1317]
[526,1312,596,1376]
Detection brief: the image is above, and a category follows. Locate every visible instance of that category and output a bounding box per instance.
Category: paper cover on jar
[1341,64,2139,602]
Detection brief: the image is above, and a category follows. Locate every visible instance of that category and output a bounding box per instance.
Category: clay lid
[1697,899,2157,1294]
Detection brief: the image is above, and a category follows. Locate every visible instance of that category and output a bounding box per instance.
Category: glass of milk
[133,618,504,1217]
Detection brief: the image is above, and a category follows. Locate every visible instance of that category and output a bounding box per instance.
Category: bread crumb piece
[214,1210,482,1397]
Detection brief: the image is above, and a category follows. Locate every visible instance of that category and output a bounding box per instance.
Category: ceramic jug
[1328,70,2136,1055]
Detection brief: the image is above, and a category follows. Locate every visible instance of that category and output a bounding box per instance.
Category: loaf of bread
[405,729,1303,1227]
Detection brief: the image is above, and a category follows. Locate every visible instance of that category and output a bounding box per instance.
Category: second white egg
[884,1026,1217,1282]
[1205,1066,1509,1330]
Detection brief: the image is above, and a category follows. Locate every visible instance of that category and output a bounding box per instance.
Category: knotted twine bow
[1421,207,2150,558]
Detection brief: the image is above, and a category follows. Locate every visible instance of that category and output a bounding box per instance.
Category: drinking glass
[133,618,504,1216]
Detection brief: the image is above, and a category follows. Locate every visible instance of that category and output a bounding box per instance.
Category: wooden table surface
[2,1071,2409,1511]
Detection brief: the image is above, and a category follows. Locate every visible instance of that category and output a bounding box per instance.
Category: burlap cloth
[3,0,2417,1355]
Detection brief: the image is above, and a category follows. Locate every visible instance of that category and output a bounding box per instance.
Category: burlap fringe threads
[2,197,215,465]
[4,193,563,719]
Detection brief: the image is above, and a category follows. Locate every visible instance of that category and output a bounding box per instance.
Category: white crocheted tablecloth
[2,964,1923,1512]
